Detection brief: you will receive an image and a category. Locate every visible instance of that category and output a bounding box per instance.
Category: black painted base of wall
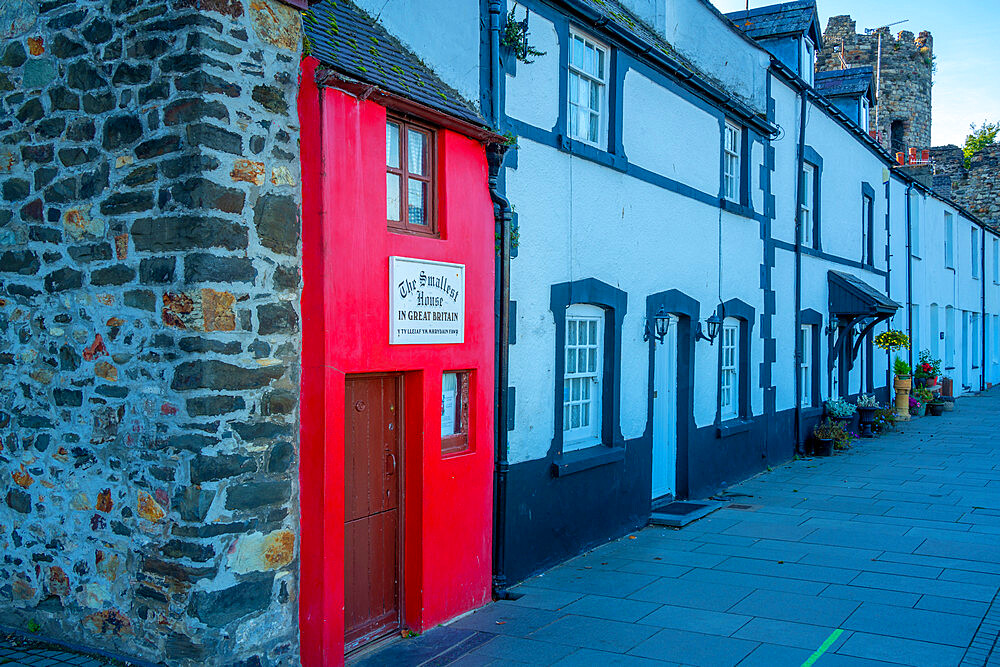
[501,385,889,584]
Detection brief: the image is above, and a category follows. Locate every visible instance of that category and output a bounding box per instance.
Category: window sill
[720,198,755,219]
[716,418,753,438]
[552,443,625,477]
[558,134,627,172]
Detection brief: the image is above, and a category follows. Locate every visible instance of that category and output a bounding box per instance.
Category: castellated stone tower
[817,15,933,154]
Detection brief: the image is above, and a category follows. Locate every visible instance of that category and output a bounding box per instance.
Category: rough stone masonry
[0,0,304,664]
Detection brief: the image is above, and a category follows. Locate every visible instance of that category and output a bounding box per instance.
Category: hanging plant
[501,4,546,64]
[874,329,909,352]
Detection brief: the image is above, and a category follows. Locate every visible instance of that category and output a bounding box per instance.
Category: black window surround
[861,182,875,268]
[719,119,753,218]
[801,308,823,413]
[803,145,823,251]
[550,278,627,476]
[715,298,755,437]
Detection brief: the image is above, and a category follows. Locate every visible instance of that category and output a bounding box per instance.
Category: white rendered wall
[505,9,560,131]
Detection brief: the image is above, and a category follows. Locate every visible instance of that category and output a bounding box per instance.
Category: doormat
[650,500,727,528]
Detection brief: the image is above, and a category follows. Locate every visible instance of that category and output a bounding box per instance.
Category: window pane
[441,372,458,437]
[582,381,590,400]
[408,178,427,226]
[584,43,595,75]
[386,122,400,168]
[578,349,587,373]
[567,348,576,373]
[408,129,426,175]
[564,405,570,428]
[589,113,599,143]
[589,81,600,112]
[581,406,589,427]
[572,379,580,400]
[573,36,584,68]
[386,173,400,221]
[569,72,580,104]
[588,320,597,342]
[568,320,577,344]
[596,48,604,79]
[588,348,596,372]
[571,404,580,428]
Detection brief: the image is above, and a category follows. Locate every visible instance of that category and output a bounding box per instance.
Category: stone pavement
[354,389,1000,667]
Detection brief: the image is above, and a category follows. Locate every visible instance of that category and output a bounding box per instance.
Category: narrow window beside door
[441,371,471,456]
[563,304,604,450]
[720,320,739,421]
[800,324,812,407]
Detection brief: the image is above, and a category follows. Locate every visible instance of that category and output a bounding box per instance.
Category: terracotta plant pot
[893,375,911,391]
[927,402,944,416]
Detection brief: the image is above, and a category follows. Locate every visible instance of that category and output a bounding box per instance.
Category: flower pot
[812,437,833,457]
[893,375,912,391]
[942,396,955,411]
[830,415,853,431]
[856,406,878,437]
[927,402,944,416]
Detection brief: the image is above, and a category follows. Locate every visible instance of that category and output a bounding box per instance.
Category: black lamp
[697,310,723,344]
[644,306,671,343]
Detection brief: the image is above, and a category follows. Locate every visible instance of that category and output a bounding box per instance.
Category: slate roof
[829,270,899,316]
[815,66,875,100]
[725,1,822,48]
[302,0,487,128]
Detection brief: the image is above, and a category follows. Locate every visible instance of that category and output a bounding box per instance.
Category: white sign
[389,256,465,344]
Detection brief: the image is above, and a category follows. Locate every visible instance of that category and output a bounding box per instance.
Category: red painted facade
[298,59,496,665]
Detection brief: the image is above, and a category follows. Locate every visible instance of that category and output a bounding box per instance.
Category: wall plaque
[389,256,465,344]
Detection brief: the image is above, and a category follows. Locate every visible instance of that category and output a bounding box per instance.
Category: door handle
[385,451,397,476]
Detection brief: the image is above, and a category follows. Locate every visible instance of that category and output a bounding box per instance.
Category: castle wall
[932,144,1000,228]
[817,15,933,152]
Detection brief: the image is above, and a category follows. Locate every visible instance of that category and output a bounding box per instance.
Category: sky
[709,0,1000,146]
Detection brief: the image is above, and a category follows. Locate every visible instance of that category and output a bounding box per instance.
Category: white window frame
[723,121,741,204]
[567,30,609,148]
[972,313,980,368]
[801,37,815,85]
[563,304,604,450]
[993,238,999,284]
[860,96,870,131]
[800,324,812,408]
[861,194,872,265]
[800,163,815,247]
[945,212,954,268]
[972,228,980,279]
[720,319,740,421]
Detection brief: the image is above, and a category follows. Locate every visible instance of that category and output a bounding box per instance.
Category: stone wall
[817,15,933,152]
[931,143,1000,229]
[0,0,303,664]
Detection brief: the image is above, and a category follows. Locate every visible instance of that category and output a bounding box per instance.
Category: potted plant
[875,329,910,355]
[892,357,911,421]
[812,419,846,457]
[927,397,945,416]
[908,394,923,417]
[855,394,879,437]
[872,406,897,435]
[825,397,855,430]
[913,349,942,388]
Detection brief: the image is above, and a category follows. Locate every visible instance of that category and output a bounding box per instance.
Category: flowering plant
[856,393,879,408]
[913,349,942,378]
[826,397,856,417]
[875,330,909,352]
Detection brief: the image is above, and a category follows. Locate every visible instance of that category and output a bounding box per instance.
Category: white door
[652,318,677,501]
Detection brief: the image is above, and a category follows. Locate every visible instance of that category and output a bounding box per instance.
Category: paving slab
[352,390,1000,666]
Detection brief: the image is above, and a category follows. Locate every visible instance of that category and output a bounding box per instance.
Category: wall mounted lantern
[643,306,672,343]
[825,317,839,336]
[696,312,723,344]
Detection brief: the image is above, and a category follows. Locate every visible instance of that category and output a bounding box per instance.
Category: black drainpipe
[487,0,514,602]
[793,85,807,453]
[905,182,914,369]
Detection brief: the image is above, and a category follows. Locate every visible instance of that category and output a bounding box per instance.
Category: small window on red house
[441,371,470,456]
[386,117,436,236]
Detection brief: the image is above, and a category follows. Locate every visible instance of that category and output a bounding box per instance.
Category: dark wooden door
[344,375,402,651]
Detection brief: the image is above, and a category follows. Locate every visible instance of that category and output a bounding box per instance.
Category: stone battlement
[817,15,933,153]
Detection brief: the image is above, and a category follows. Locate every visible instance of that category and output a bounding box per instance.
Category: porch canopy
[827,270,900,370]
